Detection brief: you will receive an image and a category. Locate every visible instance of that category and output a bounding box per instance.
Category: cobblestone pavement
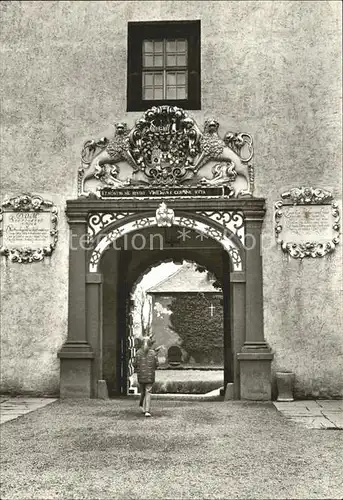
[1,396,342,429]
[273,399,343,429]
[0,396,57,424]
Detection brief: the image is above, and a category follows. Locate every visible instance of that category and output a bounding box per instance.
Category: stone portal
[58,106,274,400]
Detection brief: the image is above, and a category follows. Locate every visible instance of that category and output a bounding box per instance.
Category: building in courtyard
[0,1,342,400]
[147,262,223,366]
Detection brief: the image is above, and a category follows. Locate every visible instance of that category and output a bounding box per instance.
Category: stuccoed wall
[0,1,341,396]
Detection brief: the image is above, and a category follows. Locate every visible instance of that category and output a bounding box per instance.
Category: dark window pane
[143,88,153,100]
[143,55,153,67]
[166,86,176,99]
[176,72,186,85]
[143,73,153,86]
[167,72,176,85]
[154,88,163,99]
[143,40,154,53]
[154,40,163,53]
[177,87,186,99]
[177,39,186,52]
[154,55,163,67]
[166,40,176,52]
[176,55,186,67]
[154,73,163,86]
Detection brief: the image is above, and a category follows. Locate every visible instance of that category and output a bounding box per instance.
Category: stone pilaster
[58,212,94,398]
[237,207,274,400]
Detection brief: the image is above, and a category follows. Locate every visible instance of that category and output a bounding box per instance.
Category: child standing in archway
[133,335,159,417]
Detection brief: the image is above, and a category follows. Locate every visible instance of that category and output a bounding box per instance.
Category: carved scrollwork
[88,216,243,273]
[87,211,135,240]
[280,240,339,259]
[79,106,254,198]
[197,210,245,241]
[224,132,254,163]
[274,187,340,259]
[0,247,54,263]
[1,194,53,212]
[0,194,58,263]
[281,186,333,205]
[200,161,237,189]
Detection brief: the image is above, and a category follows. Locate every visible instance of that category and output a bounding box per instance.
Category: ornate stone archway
[89,208,245,396]
[58,197,273,400]
[88,208,245,273]
[58,106,273,400]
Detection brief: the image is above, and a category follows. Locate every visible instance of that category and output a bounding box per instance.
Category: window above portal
[142,38,188,101]
[127,21,200,111]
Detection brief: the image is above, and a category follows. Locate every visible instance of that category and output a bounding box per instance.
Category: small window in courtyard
[127,21,200,111]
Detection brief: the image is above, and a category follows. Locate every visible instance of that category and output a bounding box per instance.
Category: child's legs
[144,384,153,413]
[139,384,145,406]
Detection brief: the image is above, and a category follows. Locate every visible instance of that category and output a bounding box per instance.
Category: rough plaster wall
[0,204,69,394]
[0,1,341,395]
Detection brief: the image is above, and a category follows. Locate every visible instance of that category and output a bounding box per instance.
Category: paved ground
[274,399,343,430]
[0,397,342,499]
[0,396,57,425]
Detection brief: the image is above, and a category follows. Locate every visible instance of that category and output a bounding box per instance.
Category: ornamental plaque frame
[274,187,340,259]
[0,194,58,263]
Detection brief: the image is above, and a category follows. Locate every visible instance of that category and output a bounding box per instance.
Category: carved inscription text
[3,212,52,248]
[282,205,333,242]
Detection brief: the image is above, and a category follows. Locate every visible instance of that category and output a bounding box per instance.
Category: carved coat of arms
[79,106,254,198]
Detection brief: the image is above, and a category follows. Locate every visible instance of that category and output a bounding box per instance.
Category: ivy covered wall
[151,292,223,365]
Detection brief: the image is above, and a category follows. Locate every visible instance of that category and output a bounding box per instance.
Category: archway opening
[128,259,224,396]
[98,224,233,398]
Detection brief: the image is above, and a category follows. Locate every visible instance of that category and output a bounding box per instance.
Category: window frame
[127,20,201,111]
[142,38,188,101]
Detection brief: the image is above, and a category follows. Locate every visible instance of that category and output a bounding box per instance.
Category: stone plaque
[274,187,340,259]
[2,212,52,249]
[281,205,333,243]
[0,194,58,263]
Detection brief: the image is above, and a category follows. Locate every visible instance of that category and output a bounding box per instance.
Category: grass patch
[132,369,224,394]
[153,380,222,394]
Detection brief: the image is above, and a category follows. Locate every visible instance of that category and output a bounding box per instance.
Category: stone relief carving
[274,187,340,259]
[281,187,333,205]
[79,106,254,198]
[156,202,174,227]
[1,194,51,212]
[0,194,58,263]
